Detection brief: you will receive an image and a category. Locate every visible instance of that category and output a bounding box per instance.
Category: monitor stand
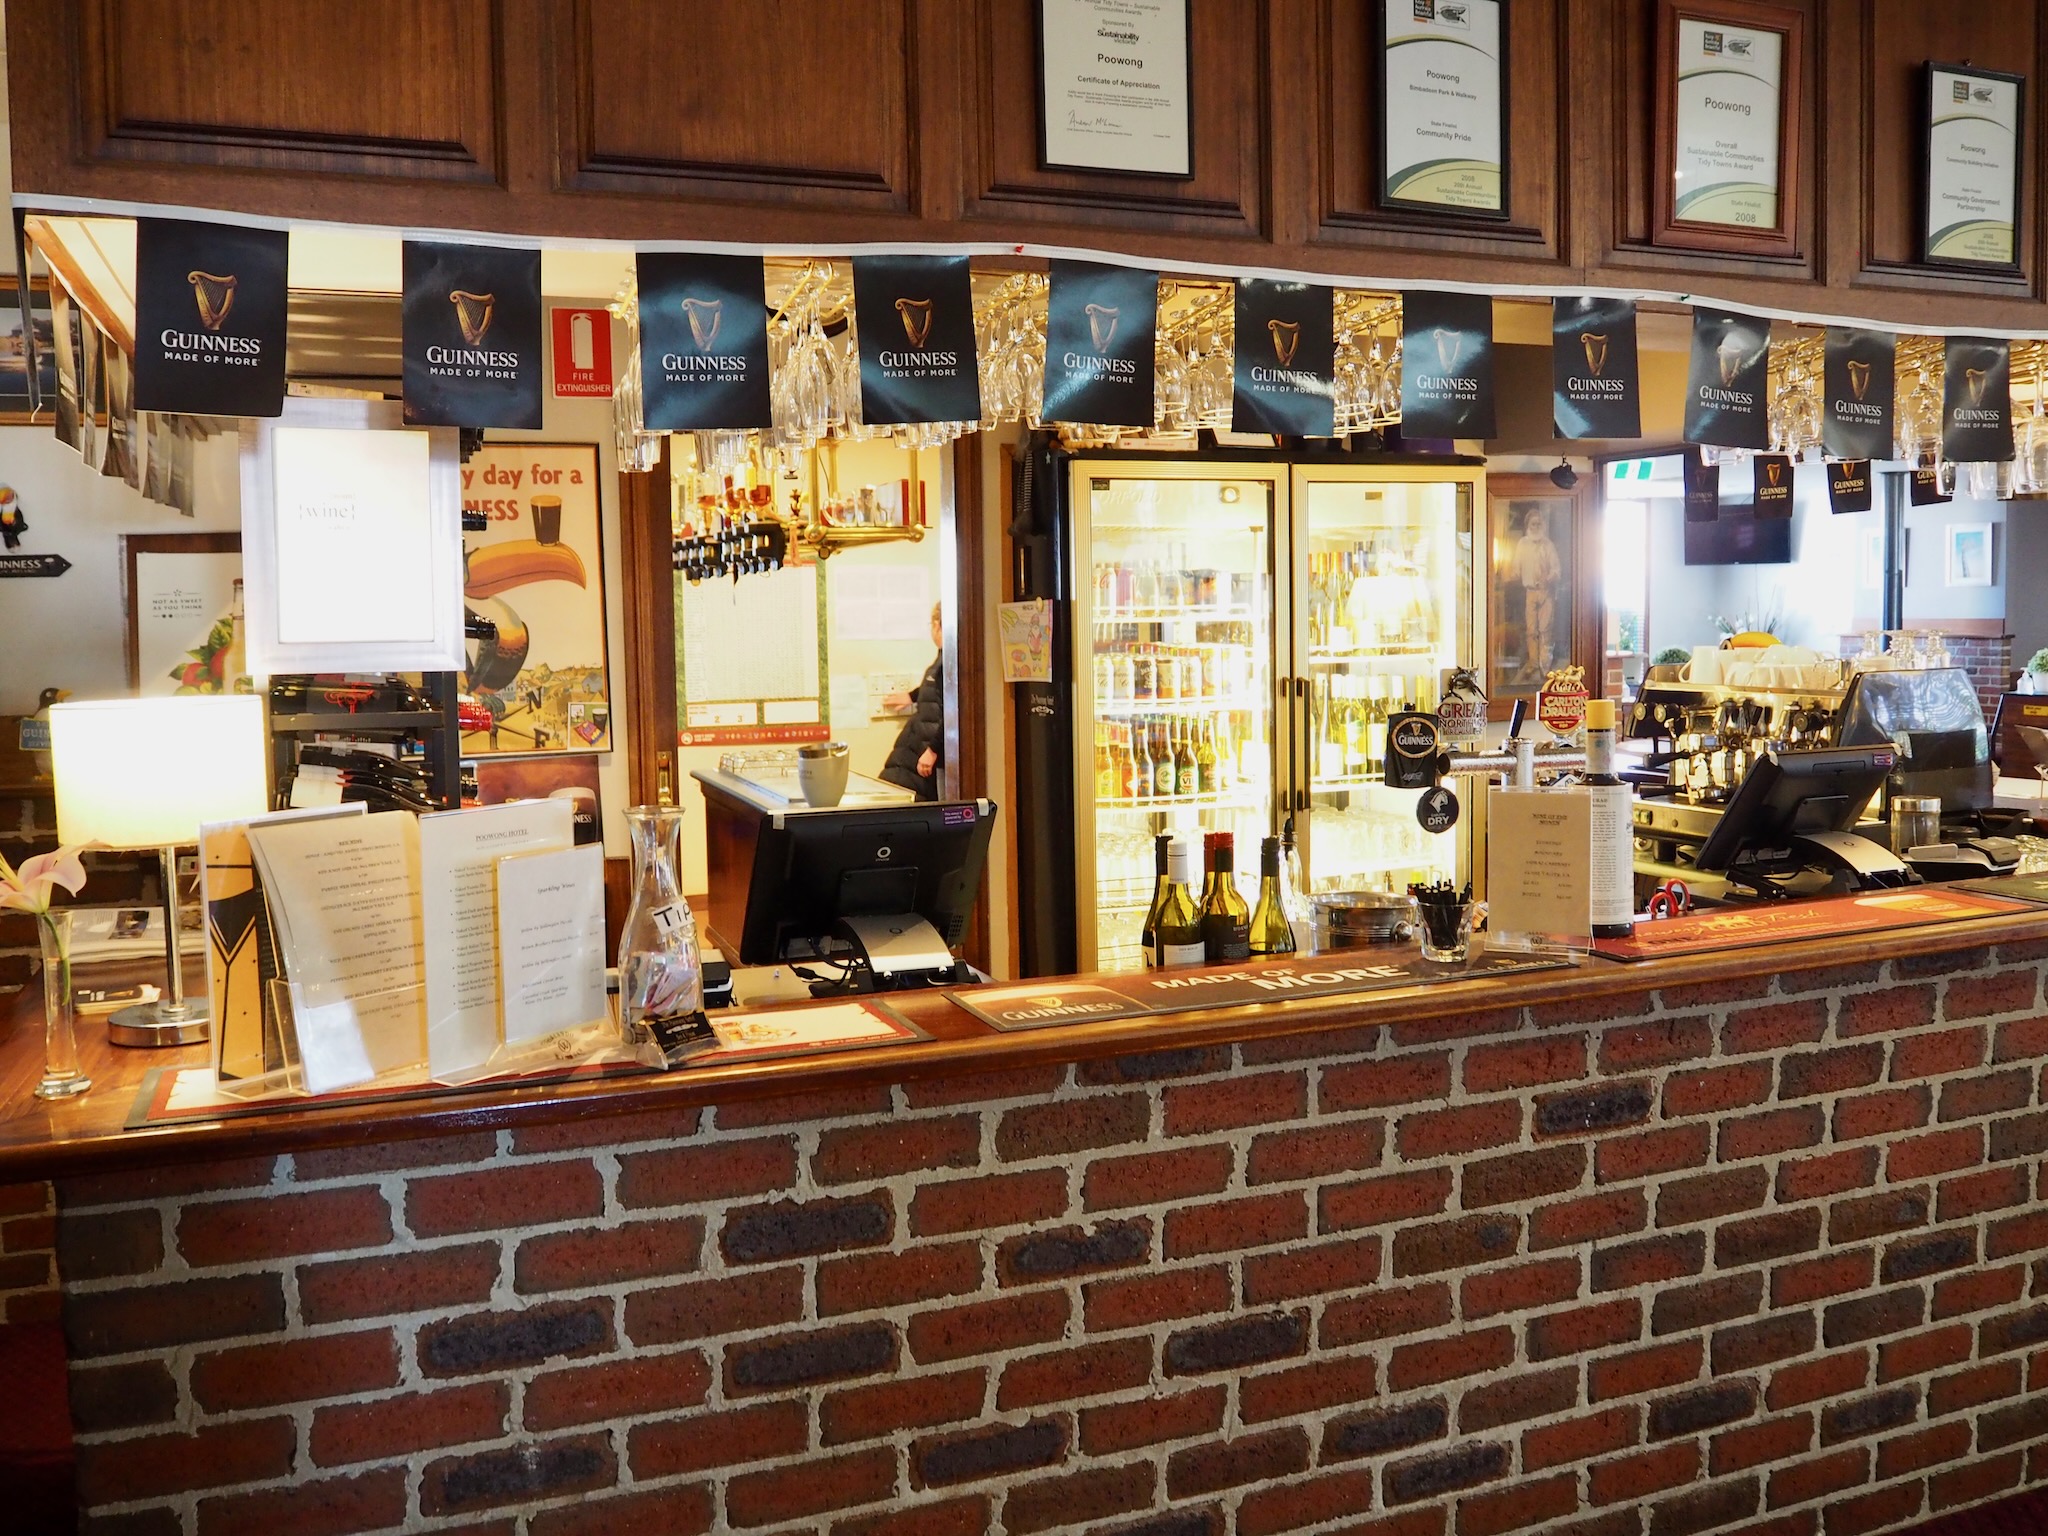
[804,914,966,996]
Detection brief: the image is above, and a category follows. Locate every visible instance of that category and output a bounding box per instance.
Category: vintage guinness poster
[1552,296,1640,439]
[1925,65,2024,268]
[133,218,288,418]
[1231,279,1335,436]
[1668,13,1784,229]
[1943,337,2013,462]
[1042,260,1158,428]
[636,252,772,431]
[1752,454,1793,517]
[1037,0,1192,176]
[1910,467,1952,506]
[1379,0,1506,216]
[851,255,981,426]
[1683,450,1720,523]
[1401,290,1495,437]
[1683,307,1770,449]
[1822,327,1895,462]
[1827,461,1871,514]
[402,242,542,430]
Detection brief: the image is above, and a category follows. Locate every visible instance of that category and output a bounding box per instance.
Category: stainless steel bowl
[1312,891,1418,950]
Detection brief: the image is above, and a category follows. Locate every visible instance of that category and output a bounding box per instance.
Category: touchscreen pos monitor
[734,798,996,993]
[1694,745,1911,897]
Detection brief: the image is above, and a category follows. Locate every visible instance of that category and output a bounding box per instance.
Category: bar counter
[5,901,2048,1535]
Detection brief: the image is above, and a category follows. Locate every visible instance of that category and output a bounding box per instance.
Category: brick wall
[1,1181,59,1323]
[52,943,2048,1536]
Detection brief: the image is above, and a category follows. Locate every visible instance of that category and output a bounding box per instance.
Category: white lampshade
[51,696,269,849]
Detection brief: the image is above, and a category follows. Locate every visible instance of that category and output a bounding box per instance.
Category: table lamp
[49,696,268,1047]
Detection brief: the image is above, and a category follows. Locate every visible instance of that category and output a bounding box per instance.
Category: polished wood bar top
[4,905,2045,1182]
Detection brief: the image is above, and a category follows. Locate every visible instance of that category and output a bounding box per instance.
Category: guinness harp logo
[1579,333,1608,377]
[449,290,496,348]
[895,297,935,349]
[1766,459,1783,487]
[1716,336,1749,387]
[1846,358,1872,401]
[188,271,238,333]
[682,297,723,352]
[1966,368,1991,407]
[1434,328,1463,373]
[1269,319,1301,367]
[1084,303,1120,354]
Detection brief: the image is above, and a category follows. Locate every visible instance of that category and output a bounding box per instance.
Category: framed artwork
[122,531,247,696]
[1652,0,1804,256]
[1923,63,2025,271]
[0,276,58,423]
[1377,0,1508,219]
[1035,0,1194,177]
[1486,474,1601,718]
[1946,522,1995,587]
[459,441,611,757]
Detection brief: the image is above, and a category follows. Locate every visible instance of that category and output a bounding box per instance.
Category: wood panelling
[75,0,499,181]
[1316,0,1562,258]
[1857,0,2037,296]
[558,0,916,209]
[965,0,1265,236]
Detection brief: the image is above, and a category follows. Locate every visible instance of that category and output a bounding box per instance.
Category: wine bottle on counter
[1585,698,1636,939]
[1248,835,1296,957]
[1139,833,1173,968]
[1152,839,1205,969]
[1199,832,1252,964]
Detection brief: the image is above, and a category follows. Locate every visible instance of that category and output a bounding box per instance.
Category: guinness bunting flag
[1232,279,1335,436]
[1822,327,1895,462]
[1827,460,1872,514]
[1552,296,1640,439]
[49,280,78,451]
[133,218,288,418]
[636,252,772,431]
[1401,290,1496,438]
[1683,449,1720,523]
[1043,260,1158,428]
[1910,467,1953,506]
[1682,308,1771,450]
[1752,454,1793,517]
[851,255,980,426]
[1942,336,2014,462]
[402,241,543,430]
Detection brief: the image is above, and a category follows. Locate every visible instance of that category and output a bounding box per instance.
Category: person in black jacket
[880,604,944,800]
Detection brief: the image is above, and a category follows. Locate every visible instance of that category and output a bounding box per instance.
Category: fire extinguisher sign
[550,306,614,398]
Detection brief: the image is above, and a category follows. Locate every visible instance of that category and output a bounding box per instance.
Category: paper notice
[1485,787,1593,940]
[495,843,607,1044]
[998,599,1053,683]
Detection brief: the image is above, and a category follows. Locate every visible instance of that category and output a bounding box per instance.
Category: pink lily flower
[0,846,91,915]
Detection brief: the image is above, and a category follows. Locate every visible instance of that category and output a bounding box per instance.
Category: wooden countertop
[4,903,2046,1182]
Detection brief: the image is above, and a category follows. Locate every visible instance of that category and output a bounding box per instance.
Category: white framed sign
[1379,0,1506,218]
[1925,63,2025,271]
[1036,0,1193,178]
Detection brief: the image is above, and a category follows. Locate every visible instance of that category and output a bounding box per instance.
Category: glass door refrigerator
[1009,443,1484,978]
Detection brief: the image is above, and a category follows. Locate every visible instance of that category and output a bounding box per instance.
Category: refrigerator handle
[1292,674,1312,814]
[1278,672,1296,822]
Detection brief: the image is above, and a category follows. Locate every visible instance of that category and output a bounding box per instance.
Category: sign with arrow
[0,553,71,578]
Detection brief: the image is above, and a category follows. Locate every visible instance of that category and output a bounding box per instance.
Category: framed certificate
[1036,0,1193,178]
[1653,0,1803,255]
[1378,0,1507,218]
[1924,63,2025,271]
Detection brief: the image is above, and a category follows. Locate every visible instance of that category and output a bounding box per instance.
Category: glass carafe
[618,805,704,1042]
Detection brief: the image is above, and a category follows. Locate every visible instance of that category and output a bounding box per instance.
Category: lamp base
[107,1001,211,1048]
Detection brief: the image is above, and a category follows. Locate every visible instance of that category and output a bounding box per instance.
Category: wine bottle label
[1201,916,1251,963]
[1587,783,1635,929]
[1159,940,1206,967]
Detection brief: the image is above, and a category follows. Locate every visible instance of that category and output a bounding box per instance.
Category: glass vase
[617,805,704,1045]
[36,910,92,1101]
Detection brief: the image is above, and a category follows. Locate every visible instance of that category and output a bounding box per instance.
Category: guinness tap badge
[1269,319,1301,367]
[895,297,935,350]
[1579,334,1608,376]
[1846,359,1871,401]
[681,297,723,352]
[188,271,238,333]
[449,290,495,348]
[1084,303,1120,353]
[1553,296,1639,439]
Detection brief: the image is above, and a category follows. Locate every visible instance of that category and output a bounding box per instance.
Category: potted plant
[2023,648,2048,695]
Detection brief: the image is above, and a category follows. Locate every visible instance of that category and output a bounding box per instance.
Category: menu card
[1486,788,1592,940]
[495,843,607,1044]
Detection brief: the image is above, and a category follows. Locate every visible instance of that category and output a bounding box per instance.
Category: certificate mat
[1670,15,1782,228]
[1925,66,2023,267]
[1037,0,1192,176]
[1380,0,1504,215]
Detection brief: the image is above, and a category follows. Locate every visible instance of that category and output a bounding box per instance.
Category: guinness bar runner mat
[1591,888,2032,963]
[637,252,773,431]
[1943,335,2015,463]
[1683,307,1770,450]
[403,241,544,429]
[1823,327,1894,461]
[1232,279,1335,436]
[852,255,981,426]
[1956,873,2048,907]
[133,217,288,418]
[1828,460,1872,514]
[1553,296,1640,439]
[951,947,1573,1032]
[1043,259,1158,428]
[1402,289,1496,438]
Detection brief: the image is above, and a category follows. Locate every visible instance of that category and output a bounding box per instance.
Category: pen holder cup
[1417,899,1485,964]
